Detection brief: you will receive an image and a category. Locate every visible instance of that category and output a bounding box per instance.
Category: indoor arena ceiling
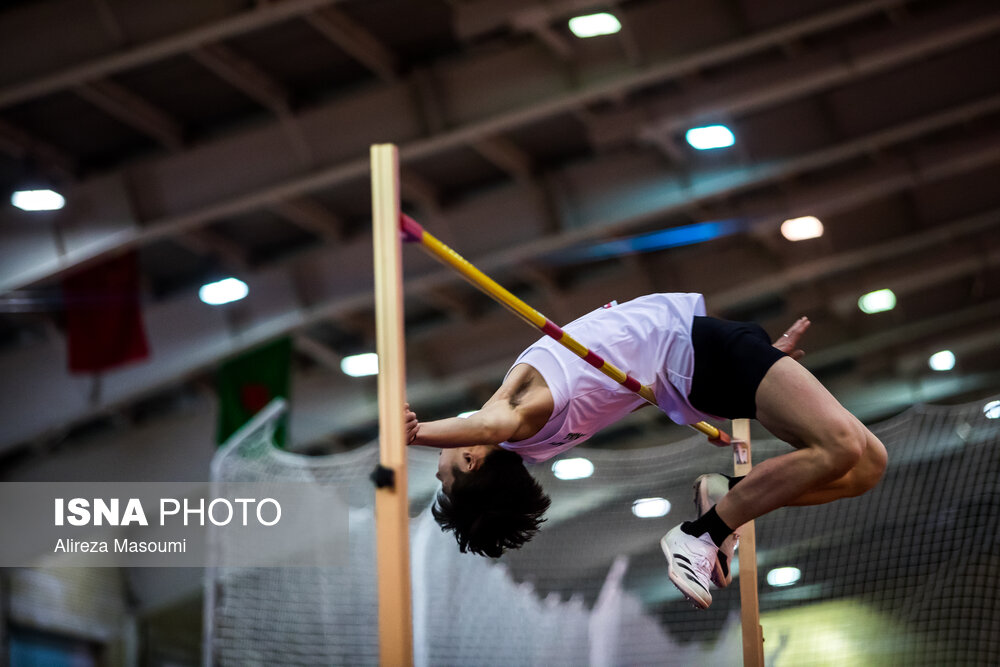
[1,0,999,461]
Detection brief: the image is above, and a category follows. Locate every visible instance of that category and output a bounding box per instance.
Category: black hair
[432,449,551,558]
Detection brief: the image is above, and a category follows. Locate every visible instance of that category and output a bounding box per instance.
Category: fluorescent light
[551,457,594,480]
[198,277,248,305]
[928,350,955,372]
[781,216,824,241]
[766,566,801,587]
[984,400,1000,419]
[631,497,671,518]
[340,352,379,377]
[568,12,621,38]
[858,289,896,314]
[685,125,735,150]
[11,189,65,211]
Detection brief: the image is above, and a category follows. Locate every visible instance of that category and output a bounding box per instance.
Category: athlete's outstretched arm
[406,363,555,449]
[405,401,521,449]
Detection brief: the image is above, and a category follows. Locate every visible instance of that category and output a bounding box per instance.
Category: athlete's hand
[404,403,419,445]
[773,316,810,361]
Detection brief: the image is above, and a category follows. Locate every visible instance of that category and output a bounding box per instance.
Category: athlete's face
[436,446,491,493]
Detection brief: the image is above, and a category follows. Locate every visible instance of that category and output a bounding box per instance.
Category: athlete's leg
[715,356,887,529]
[784,424,886,505]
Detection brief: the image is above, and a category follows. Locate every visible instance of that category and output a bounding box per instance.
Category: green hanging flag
[216,337,292,447]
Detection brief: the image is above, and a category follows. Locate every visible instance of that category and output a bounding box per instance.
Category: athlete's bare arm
[407,363,554,448]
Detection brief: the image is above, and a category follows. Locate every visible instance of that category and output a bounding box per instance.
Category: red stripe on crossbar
[623,376,642,392]
[541,320,563,339]
[583,350,604,368]
[400,213,424,242]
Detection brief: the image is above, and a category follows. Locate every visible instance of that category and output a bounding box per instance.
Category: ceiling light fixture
[631,497,671,518]
[340,352,379,378]
[568,12,621,38]
[858,289,896,314]
[198,277,248,306]
[685,125,735,150]
[928,350,955,372]
[11,189,65,211]
[781,215,824,241]
[552,457,594,480]
[766,566,802,587]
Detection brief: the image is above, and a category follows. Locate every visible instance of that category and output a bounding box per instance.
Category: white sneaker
[660,525,717,609]
[693,473,740,588]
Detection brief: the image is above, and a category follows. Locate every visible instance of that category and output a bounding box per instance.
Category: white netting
[205,396,1000,666]
[7,567,128,642]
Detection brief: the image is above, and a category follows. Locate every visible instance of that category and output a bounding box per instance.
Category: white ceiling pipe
[0,0,340,109]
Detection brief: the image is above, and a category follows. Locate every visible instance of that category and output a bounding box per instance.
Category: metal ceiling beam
[191,43,313,164]
[711,206,1000,312]
[0,0,962,293]
[417,286,480,321]
[400,169,443,214]
[74,79,185,150]
[895,325,1000,376]
[0,0,339,109]
[415,95,1000,291]
[0,118,76,179]
[3,81,999,302]
[512,8,576,61]
[472,137,535,182]
[807,298,1000,370]
[829,248,1000,316]
[592,2,1000,148]
[174,229,252,274]
[614,9,645,67]
[293,334,343,373]
[409,67,448,135]
[470,136,568,233]
[304,6,398,82]
[191,44,292,114]
[89,0,126,46]
[269,197,345,241]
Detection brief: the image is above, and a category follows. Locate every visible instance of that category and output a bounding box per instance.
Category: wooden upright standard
[732,418,764,666]
[371,143,414,667]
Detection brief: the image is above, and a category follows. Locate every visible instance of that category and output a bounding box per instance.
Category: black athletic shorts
[687,316,787,419]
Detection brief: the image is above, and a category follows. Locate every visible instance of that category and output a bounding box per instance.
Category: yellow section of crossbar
[420,231,549,330]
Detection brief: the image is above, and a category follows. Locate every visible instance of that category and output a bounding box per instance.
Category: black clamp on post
[370,463,395,489]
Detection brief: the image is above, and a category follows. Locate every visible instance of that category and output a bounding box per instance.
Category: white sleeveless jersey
[499,293,713,464]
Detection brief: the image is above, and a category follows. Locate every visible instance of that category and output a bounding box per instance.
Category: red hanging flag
[62,252,150,373]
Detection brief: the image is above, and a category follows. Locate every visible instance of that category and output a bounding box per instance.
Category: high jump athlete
[404,293,887,608]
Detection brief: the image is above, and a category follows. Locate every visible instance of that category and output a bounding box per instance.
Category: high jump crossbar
[399,212,730,446]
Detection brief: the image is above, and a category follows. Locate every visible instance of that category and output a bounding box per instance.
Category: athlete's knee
[830,428,887,498]
[815,417,866,477]
[853,434,888,494]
